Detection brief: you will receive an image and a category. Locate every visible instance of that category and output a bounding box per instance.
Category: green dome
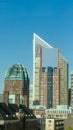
[4,63,29,80]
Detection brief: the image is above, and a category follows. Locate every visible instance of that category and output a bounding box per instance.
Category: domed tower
[4,63,29,107]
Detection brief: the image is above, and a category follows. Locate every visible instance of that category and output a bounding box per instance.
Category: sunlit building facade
[29,84,34,108]
[33,33,68,108]
[59,55,68,105]
[53,67,59,108]
[70,71,73,108]
[40,68,48,108]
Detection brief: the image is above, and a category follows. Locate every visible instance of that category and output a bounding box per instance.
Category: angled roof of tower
[4,63,29,80]
[33,33,53,48]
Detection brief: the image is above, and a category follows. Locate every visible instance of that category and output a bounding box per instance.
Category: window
[49,120,51,122]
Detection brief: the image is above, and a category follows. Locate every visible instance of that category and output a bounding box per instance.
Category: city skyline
[0,0,73,91]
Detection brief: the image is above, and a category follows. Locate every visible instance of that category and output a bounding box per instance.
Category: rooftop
[4,63,29,81]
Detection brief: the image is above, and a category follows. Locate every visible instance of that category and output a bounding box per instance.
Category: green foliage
[65,126,73,130]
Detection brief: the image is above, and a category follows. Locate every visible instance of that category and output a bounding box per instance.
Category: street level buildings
[45,105,72,130]
[45,119,64,130]
[45,105,71,119]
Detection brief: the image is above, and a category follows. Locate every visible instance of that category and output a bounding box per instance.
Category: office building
[53,67,59,108]
[68,88,71,106]
[29,85,34,108]
[70,71,73,108]
[59,54,68,105]
[33,33,68,108]
[40,67,48,108]
[4,63,29,107]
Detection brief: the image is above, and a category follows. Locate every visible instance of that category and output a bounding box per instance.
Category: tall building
[33,33,68,108]
[4,63,29,107]
[0,93,3,102]
[40,67,48,108]
[29,84,34,108]
[68,88,71,106]
[70,71,73,108]
[59,55,68,105]
[53,67,59,108]
[47,67,53,108]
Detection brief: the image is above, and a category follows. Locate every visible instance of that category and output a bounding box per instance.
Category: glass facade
[47,67,53,108]
[42,48,58,68]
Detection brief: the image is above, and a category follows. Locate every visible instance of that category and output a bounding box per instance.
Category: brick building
[4,63,29,107]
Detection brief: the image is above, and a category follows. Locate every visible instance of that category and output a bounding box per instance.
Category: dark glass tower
[47,67,53,108]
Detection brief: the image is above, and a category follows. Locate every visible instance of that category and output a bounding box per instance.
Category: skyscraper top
[4,63,29,80]
[33,33,53,48]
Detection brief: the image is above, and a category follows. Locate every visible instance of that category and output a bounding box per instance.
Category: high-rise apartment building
[70,71,73,108]
[68,88,71,106]
[4,63,29,107]
[59,55,68,105]
[40,67,48,108]
[53,67,59,108]
[29,84,34,108]
[33,33,68,108]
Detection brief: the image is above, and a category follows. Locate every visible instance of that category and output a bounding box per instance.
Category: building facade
[53,67,59,108]
[68,88,71,106]
[33,33,68,109]
[45,119,64,130]
[70,71,73,108]
[40,68,48,108]
[29,85,34,108]
[0,93,3,102]
[4,63,29,107]
[59,54,68,105]
[45,105,72,119]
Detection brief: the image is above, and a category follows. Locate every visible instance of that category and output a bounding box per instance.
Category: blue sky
[0,0,73,91]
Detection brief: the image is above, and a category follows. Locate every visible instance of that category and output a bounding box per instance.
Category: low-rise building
[45,119,64,130]
[0,102,38,130]
[45,105,72,119]
[31,105,45,130]
[64,114,73,130]
[45,105,72,130]
[0,91,38,130]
